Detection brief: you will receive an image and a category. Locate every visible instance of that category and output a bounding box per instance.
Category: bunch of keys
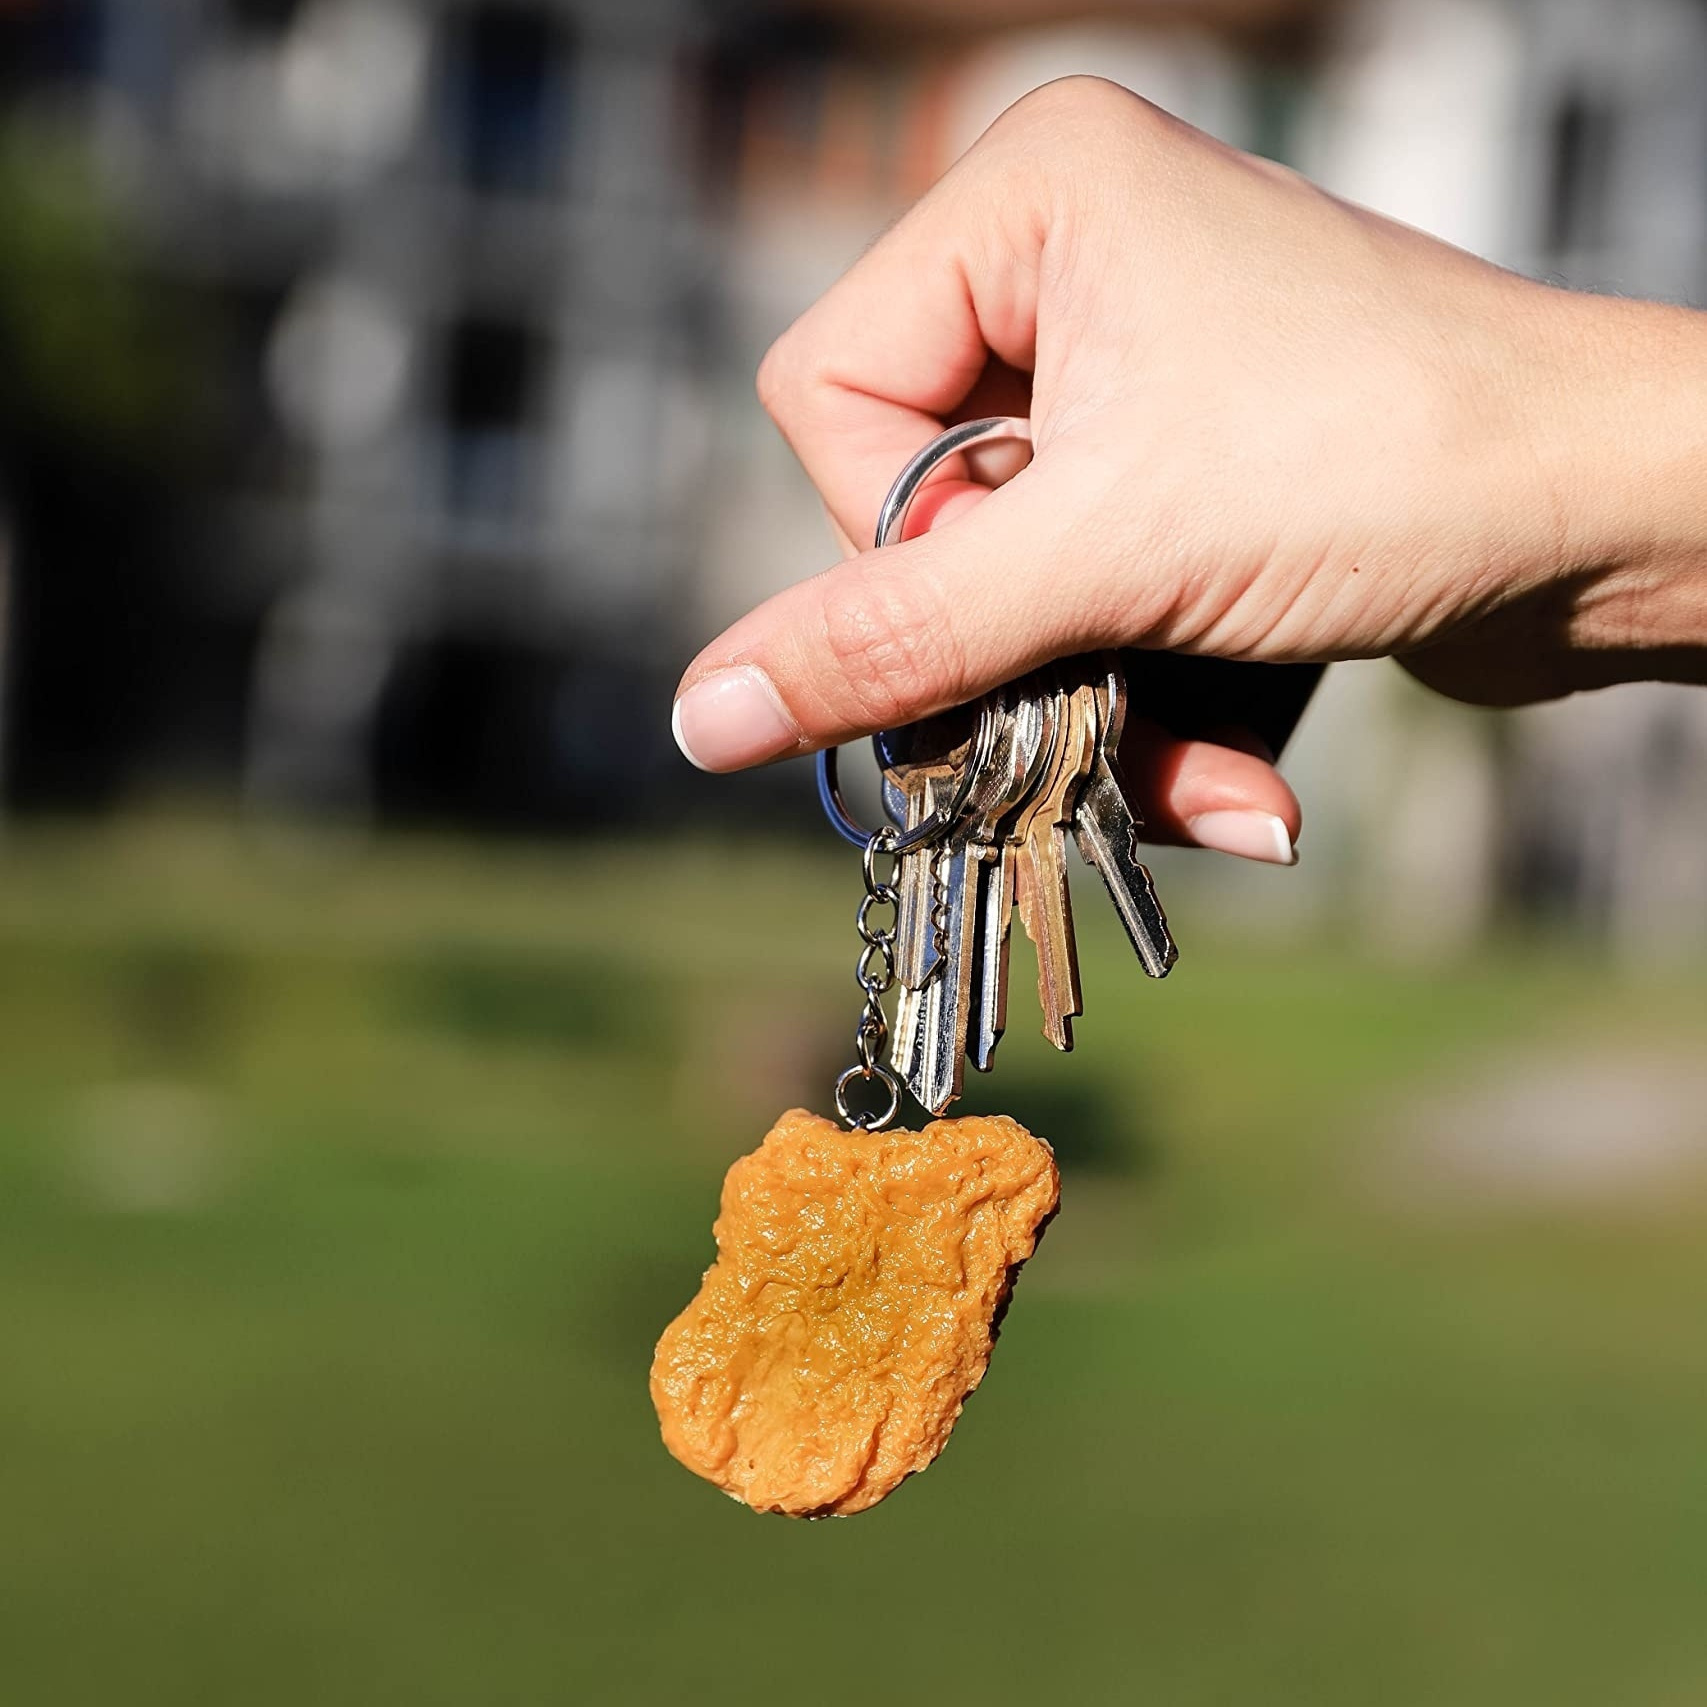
[820,417,1176,1127]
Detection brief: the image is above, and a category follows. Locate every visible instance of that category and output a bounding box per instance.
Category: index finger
[754,113,1048,548]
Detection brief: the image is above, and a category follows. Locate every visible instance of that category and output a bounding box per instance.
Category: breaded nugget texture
[651,1108,1059,1516]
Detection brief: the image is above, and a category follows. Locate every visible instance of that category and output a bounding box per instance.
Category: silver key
[1071,655,1178,980]
[919,691,1013,1111]
[967,678,1052,1073]
[898,688,1031,1112]
[891,839,961,1113]
[880,707,977,991]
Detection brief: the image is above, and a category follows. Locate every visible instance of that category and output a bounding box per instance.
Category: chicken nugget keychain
[651,418,1181,1516]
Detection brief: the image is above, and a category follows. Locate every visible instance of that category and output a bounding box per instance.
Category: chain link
[833,827,903,1131]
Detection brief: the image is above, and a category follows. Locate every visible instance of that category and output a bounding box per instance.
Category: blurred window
[441,316,543,521]
[1544,87,1616,258]
[443,3,575,196]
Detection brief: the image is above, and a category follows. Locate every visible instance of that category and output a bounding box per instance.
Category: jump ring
[834,1063,901,1132]
[817,416,1034,851]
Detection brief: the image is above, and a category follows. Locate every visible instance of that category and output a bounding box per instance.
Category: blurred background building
[5,0,1707,951]
[10,10,1707,1699]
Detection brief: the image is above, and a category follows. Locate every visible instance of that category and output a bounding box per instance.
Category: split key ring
[816,415,1034,853]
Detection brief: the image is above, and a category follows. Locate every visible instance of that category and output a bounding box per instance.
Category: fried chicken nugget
[651,1108,1059,1516]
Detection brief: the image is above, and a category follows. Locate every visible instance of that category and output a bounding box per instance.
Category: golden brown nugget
[651,1108,1059,1516]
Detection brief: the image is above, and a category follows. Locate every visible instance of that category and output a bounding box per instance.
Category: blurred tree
[0,113,202,457]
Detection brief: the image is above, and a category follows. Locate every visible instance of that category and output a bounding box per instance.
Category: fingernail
[672,666,801,772]
[1186,810,1298,866]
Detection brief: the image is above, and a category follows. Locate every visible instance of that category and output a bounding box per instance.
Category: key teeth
[1134,864,1178,978]
[1041,1015,1074,1052]
[880,653,1180,1096]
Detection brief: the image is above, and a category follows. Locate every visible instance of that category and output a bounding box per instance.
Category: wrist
[1534,290,1707,676]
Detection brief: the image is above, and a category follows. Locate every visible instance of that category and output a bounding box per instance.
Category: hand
[673,77,1707,862]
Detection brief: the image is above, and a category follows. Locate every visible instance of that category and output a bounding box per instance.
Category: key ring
[817,416,1034,853]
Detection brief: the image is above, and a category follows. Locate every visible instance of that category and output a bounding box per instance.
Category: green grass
[2,818,1706,1705]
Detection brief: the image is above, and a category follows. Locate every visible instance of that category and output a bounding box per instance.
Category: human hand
[673,77,1707,861]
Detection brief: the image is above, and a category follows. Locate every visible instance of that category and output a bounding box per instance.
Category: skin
[672,77,1707,860]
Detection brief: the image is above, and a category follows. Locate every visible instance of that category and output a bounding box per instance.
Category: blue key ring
[816,415,1033,852]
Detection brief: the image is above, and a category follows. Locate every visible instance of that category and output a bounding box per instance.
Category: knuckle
[980,78,1176,226]
[1001,75,1165,147]
[816,565,964,727]
[755,327,809,422]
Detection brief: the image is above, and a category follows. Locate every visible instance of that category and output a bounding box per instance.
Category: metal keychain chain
[821,416,1034,1133]
[833,825,903,1130]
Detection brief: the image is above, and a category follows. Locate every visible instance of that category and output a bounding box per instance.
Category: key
[887,698,998,1107]
[888,793,941,1115]
[891,836,959,1111]
[967,679,1053,1073]
[917,690,1014,1110]
[880,707,977,991]
[884,706,983,1096]
[891,772,944,991]
[1011,666,1097,1048]
[1008,670,1076,1046]
[898,687,1031,1112]
[1071,656,1179,980]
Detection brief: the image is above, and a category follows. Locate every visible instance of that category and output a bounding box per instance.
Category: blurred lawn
[3,817,1707,1705]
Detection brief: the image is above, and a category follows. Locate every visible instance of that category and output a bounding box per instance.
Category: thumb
[672,461,1144,771]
